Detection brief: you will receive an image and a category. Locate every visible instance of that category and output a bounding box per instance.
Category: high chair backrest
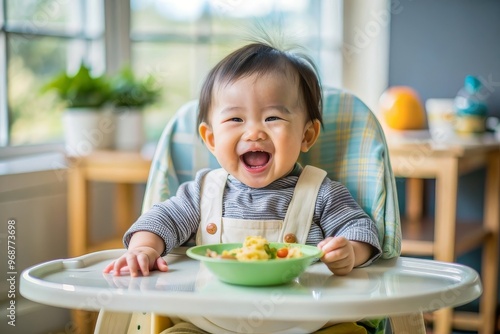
[142,88,401,259]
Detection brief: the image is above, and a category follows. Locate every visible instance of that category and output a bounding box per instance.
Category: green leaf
[110,64,161,109]
[264,244,277,259]
[40,63,111,109]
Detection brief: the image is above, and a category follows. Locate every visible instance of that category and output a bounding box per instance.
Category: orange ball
[379,86,426,130]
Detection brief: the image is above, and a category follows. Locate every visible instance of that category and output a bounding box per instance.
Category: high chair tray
[20,249,482,321]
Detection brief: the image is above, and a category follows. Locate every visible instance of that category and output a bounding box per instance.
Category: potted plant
[41,63,114,154]
[110,65,160,151]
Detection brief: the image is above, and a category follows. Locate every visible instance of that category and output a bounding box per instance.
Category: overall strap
[197,168,228,245]
[279,165,327,244]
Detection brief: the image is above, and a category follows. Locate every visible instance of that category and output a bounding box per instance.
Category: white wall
[0,156,124,333]
[342,0,391,112]
[0,169,71,333]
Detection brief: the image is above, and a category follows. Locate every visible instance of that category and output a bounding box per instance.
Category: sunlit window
[130,0,342,141]
[0,0,341,148]
[0,0,104,147]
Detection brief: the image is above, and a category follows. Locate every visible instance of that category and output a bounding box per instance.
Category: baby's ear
[301,119,321,152]
[199,122,215,153]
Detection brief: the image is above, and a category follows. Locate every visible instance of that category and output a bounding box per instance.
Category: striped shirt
[124,164,382,264]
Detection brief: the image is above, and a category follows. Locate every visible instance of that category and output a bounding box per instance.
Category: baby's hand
[317,237,355,276]
[103,246,168,277]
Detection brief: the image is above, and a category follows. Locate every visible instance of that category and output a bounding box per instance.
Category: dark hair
[198,42,322,126]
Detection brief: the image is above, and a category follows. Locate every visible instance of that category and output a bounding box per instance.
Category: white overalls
[184,166,332,334]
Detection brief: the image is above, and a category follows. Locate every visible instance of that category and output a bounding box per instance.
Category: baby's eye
[265,116,281,122]
[226,117,243,122]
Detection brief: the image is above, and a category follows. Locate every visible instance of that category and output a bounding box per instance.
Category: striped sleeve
[123,169,210,256]
[314,179,382,266]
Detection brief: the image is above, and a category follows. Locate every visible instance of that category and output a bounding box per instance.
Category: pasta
[206,236,303,261]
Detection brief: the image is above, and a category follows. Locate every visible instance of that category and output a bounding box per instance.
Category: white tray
[20,249,482,321]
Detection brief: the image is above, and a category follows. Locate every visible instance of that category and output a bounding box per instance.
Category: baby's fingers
[126,253,144,277]
[136,252,151,276]
[326,260,353,276]
[103,256,128,275]
[155,257,169,272]
[103,261,115,274]
[319,237,348,254]
[321,247,349,264]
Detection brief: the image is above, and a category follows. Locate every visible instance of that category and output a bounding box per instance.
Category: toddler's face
[199,72,319,188]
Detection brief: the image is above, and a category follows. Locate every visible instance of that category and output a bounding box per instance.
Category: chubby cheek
[213,137,238,165]
[279,135,301,154]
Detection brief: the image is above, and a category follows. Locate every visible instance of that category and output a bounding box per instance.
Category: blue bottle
[454,75,488,133]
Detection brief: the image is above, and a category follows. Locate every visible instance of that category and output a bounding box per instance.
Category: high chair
[94,88,421,334]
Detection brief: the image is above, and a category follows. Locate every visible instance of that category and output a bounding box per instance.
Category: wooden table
[66,150,152,332]
[387,133,500,334]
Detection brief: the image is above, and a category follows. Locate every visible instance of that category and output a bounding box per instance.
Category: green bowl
[186,242,322,286]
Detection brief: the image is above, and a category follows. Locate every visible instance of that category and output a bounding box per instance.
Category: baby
[105,41,382,334]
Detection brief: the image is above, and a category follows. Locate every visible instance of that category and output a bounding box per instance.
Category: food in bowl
[205,236,303,261]
[187,238,322,286]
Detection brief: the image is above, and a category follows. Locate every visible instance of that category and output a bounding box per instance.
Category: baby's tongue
[243,151,269,167]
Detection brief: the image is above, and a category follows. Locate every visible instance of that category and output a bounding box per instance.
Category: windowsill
[0,143,67,176]
[0,151,68,176]
[0,141,157,177]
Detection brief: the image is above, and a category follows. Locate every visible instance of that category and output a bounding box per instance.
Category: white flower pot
[114,108,145,151]
[63,108,116,155]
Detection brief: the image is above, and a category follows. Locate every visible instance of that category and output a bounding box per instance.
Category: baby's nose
[243,124,267,141]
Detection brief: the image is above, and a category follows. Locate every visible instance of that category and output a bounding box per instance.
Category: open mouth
[241,151,271,169]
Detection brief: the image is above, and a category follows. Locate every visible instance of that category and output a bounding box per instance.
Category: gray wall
[389,0,500,118]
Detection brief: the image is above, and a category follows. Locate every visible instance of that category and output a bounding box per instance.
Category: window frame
[0,0,111,153]
[0,1,8,147]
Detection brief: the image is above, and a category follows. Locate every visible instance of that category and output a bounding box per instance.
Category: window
[0,0,104,147]
[0,0,341,149]
[130,0,342,141]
